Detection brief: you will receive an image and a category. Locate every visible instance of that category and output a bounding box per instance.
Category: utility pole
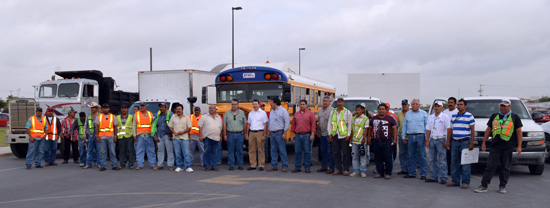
[478,84,484,96]
[150,48,153,71]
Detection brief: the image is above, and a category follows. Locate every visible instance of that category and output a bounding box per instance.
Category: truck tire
[10,144,28,158]
[545,133,550,163]
[528,164,544,175]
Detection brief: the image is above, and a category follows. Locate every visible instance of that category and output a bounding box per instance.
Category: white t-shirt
[426,113,451,137]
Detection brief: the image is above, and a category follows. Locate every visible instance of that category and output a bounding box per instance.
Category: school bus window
[291,86,295,104]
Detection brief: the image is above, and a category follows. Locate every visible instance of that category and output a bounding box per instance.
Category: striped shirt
[451,111,475,139]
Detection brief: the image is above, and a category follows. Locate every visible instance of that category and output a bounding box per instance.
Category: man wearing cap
[189,106,205,167]
[152,103,174,171]
[350,103,370,178]
[402,99,429,180]
[425,101,451,184]
[83,102,101,169]
[134,102,156,170]
[44,107,62,166]
[61,109,79,164]
[316,96,334,174]
[199,104,223,171]
[25,107,48,169]
[448,98,475,189]
[246,99,268,171]
[327,97,353,176]
[396,99,410,175]
[169,104,193,173]
[223,99,248,170]
[369,103,397,179]
[71,112,88,167]
[266,97,290,172]
[291,99,316,173]
[95,104,119,171]
[475,99,523,194]
[117,105,135,169]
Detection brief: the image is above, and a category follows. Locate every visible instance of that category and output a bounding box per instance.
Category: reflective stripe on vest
[492,114,514,141]
[330,107,348,136]
[117,114,134,138]
[77,118,85,139]
[46,117,58,140]
[98,113,115,137]
[352,115,368,142]
[30,116,46,138]
[136,111,153,133]
[190,114,202,135]
[151,110,171,136]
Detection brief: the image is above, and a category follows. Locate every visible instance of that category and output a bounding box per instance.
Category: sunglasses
[233,115,236,120]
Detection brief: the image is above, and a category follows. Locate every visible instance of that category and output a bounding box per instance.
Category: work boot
[474,185,488,193]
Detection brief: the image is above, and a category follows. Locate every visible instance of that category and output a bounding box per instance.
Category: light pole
[298,48,305,75]
[232,7,242,69]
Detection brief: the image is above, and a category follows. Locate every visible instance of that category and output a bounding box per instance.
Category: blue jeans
[270,131,288,169]
[351,143,369,174]
[26,138,45,167]
[227,132,244,167]
[157,135,174,167]
[86,135,101,166]
[451,139,471,185]
[407,134,428,177]
[398,135,409,172]
[204,138,221,169]
[136,135,156,168]
[173,139,191,169]
[78,138,87,164]
[189,139,204,165]
[294,133,312,170]
[429,138,448,181]
[100,137,117,168]
[44,140,57,163]
[374,140,393,176]
[319,135,334,170]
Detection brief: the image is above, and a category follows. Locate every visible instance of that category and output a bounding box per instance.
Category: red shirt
[291,109,316,134]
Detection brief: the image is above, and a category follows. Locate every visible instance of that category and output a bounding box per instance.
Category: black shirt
[486,113,523,149]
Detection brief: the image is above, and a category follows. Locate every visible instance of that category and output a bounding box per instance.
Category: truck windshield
[58,83,79,98]
[466,100,531,119]
[331,100,381,114]
[129,102,163,115]
[39,84,57,98]
[217,83,283,103]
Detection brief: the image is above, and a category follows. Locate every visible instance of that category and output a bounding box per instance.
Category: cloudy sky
[1,0,549,104]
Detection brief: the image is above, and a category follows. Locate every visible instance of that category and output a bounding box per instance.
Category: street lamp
[298,48,306,75]
[232,7,242,69]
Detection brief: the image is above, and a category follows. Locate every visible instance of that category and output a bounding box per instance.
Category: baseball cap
[158,102,167,107]
[402,99,409,105]
[434,101,443,106]
[121,104,128,108]
[386,103,391,108]
[46,107,55,112]
[102,103,110,108]
[356,103,366,109]
[36,107,43,112]
[194,106,201,111]
[500,99,511,106]
[259,102,265,107]
[139,102,147,106]
[336,97,345,101]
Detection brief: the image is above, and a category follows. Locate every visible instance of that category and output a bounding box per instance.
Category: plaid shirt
[62,117,76,139]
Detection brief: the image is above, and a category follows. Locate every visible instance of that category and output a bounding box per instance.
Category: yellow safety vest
[330,108,348,136]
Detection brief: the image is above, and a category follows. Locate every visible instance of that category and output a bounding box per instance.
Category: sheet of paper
[461,148,479,165]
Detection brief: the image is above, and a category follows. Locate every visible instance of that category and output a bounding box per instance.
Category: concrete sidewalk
[0,146,13,157]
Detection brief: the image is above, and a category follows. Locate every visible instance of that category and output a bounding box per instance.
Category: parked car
[539,122,550,163]
[532,111,550,124]
[0,113,8,127]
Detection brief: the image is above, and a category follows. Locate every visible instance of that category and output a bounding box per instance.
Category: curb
[0,153,14,158]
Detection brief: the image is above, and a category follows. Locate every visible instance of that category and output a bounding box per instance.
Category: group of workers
[24,96,522,194]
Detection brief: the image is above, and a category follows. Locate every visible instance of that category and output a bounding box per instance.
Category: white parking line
[0,167,24,172]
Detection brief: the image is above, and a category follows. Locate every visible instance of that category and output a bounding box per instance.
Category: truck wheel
[10,144,28,158]
[528,164,544,175]
[545,133,550,163]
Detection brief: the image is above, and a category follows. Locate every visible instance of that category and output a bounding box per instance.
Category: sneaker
[62,161,68,164]
[79,163,85,167]
[343,171,350,176]
[474,185,488,193]
[82,165,91,169]
[186,168,194,173]
[498,187,507,194]
[175,167,183,172]
[361,173,367,178]
[136,167,143,170]
[384,175,391,180]
[350,172,359,177]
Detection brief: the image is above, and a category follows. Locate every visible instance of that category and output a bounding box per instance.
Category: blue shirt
[25,116,49,140]
[401,110,428,138]
[155,112,173,137]
[268,106,290,132]
[451,111,475,139]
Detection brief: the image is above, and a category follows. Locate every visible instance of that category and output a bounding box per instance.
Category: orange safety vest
[190,114,202,135]
[98,113,115,137]
[135,111,153,134]
[29,116,47,138]
[46,116,58,140]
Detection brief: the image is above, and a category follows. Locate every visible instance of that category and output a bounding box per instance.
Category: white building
[348,73,420,109]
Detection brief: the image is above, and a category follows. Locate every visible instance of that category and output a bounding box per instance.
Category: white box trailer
[135,70,217,116]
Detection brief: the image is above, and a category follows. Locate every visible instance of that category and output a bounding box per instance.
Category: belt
[454,137,470,142]
[271,130,283,133]
[295,132,310,135]
[407,133,423,136]
[250,130,264,132]
[228,131,243,134]
[431,136,446,140]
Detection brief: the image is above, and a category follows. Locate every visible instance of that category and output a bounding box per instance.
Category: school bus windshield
[217,83,283,103]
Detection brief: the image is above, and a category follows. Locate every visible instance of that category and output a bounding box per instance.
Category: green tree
[0,97,6,109]
[537,96,550,102]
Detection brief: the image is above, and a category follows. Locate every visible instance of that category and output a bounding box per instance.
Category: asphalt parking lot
[0,147,548,208]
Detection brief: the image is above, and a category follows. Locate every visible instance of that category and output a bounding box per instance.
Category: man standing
[369,103,397,179]
[475,99,522,194]
[189,106,205,167]
[117,105,135,169]
[72,112,87,167]
[425,101,451,184]
[442,97,458,172]
[291,100,316,173]
[134,102,156,170]
[267,97,291,172]
[83,102,101,169]
[95,103,119,171]
[402,99,428,180]
[62,109,79,164]
[316,96,334,174]
[223,99,247,170]
[25,107,47,169]
[350,104,370,178]
[152,103,174,171]
[447,98,475,189]
[169,105,193,173]
[199,104,223,171]
[397,99,410,175]
[44,107,61,166]
[246,100,268,171]
[327,97,353,176]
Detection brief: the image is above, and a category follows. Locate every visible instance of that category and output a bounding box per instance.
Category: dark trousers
[391,143,397,162]
[118,138,135,167]
[62,136,79,162]
[374,140,393,176]
[332,137,351,172]
[481,147,513,188]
